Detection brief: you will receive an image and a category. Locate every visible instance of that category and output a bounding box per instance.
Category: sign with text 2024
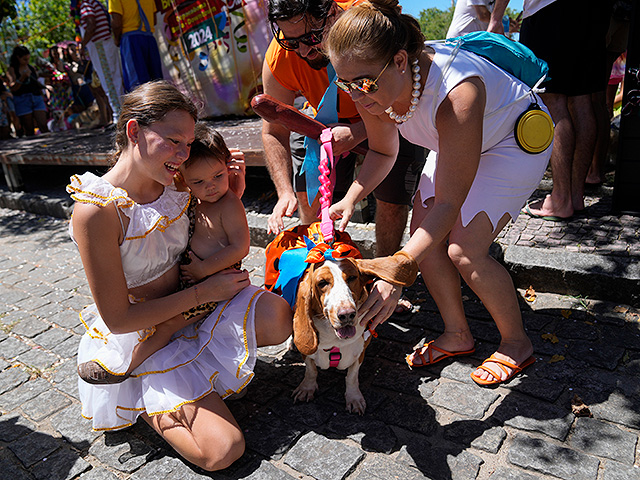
[159,0,227,52]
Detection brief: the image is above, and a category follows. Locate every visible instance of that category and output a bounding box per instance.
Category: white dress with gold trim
[67,173,264,431]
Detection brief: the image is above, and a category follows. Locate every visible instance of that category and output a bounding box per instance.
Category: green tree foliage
[1,0,76,68]
[0,0,17,24]
[415,5,523,41]
[417,6,454,41]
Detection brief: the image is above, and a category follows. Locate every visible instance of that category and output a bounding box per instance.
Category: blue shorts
[13,93,47,116]
[120,32,163,92]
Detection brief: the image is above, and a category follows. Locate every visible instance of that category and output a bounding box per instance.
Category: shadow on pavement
[175,276,640,480]
[0,416,91,478]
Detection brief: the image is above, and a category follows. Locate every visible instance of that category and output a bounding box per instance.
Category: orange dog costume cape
[264,222,361,308]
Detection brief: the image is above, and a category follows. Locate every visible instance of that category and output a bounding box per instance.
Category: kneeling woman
[325,0,552,386]
[67,81,292,471]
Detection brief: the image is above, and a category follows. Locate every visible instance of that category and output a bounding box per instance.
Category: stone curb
[2,187,639,306]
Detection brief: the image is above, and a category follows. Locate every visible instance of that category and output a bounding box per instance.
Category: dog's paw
[292,382,318,403]
[345,391,366,415]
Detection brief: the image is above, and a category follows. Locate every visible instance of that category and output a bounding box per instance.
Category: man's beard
[299,48,330,70]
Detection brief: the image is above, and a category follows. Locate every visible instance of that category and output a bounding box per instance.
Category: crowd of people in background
[0,0,161,139]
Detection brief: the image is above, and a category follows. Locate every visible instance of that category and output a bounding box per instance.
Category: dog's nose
[337,308,356,324]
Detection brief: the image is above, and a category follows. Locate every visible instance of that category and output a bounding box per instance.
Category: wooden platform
[0,117,265,191]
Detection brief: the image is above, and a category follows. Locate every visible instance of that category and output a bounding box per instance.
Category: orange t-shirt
[264,0,360,122]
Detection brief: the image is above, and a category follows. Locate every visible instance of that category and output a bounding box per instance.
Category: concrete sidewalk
[1,205,639,480]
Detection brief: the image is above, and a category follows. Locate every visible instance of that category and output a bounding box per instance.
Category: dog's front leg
[344,359,366,415]
[292,356,319,403]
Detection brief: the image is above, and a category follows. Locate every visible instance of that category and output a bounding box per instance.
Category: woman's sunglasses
[334,57,392,95]
[271,18,327,51]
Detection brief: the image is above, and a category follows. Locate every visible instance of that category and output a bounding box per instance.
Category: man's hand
[268,191,298,234]
[328,124,358,156]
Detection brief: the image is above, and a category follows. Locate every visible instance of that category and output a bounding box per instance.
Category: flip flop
[521,202,571,222]
[470,354,536,386]
[394,295,413,315]
[406,340,476,368]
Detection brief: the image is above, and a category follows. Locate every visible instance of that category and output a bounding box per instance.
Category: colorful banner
[155,0,270,117]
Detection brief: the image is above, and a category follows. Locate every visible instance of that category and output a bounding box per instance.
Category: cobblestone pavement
[497,185,640,257]
[1,207,640,480]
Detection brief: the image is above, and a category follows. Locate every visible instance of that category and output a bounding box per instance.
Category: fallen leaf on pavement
[524,285,536,303]
[541,333,559,344]
[561,309,571,319]
[549,354,565,363]
[571,394,592,417]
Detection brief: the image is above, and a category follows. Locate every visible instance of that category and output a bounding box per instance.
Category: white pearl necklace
[385,58,422,124]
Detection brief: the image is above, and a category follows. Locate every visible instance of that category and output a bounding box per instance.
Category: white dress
[67,172,264,431]
[398,43,552,231]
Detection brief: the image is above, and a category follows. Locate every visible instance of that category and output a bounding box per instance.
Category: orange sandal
[470,354,536,386]
[406,340,476,368]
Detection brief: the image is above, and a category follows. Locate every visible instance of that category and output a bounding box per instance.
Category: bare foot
[585,173,603,185]
[471,341,534,383]
[523,195,573,219]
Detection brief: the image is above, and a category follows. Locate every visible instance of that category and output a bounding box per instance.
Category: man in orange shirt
[262,0,426,281]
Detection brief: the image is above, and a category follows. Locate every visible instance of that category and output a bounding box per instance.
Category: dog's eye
[317,279,329,289]
[346,275,357,283]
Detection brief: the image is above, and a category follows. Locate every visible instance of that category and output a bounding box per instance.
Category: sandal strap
[427,341,456,363]
[477,354,521,380]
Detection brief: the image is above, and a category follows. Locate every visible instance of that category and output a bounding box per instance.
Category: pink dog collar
[329,347,341,368]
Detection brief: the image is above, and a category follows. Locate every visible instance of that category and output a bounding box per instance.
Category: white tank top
[67,172,190,289]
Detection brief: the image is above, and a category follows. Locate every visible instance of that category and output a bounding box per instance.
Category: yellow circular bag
[514,103,554,154]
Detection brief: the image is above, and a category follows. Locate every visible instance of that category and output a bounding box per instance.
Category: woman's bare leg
[254,290,292,347]
[19,113,34,136]
[142,392,244,471]
[33,110,49,133]
[448,212,533,381]
[406,195,474,365]
[139,291,291,469]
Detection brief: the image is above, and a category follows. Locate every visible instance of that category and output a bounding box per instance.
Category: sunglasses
[271,18,327,51]
[334,57,392,95]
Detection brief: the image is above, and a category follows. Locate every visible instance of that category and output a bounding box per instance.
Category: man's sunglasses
[271,18,326,51]
[334,57,392,95]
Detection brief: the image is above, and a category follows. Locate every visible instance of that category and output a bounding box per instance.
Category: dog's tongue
[336,326,356,339]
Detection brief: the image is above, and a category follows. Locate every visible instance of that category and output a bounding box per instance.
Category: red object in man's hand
[251,94,367,155]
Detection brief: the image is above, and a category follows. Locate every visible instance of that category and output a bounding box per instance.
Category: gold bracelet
[194,284,200,305]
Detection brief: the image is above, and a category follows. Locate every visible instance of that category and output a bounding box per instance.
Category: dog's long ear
[355,251,419,287]
[293,268,319,356]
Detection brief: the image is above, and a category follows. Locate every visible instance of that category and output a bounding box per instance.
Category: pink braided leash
[318,128,336,244]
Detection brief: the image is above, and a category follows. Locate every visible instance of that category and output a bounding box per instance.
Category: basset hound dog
[264,223,418,414]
